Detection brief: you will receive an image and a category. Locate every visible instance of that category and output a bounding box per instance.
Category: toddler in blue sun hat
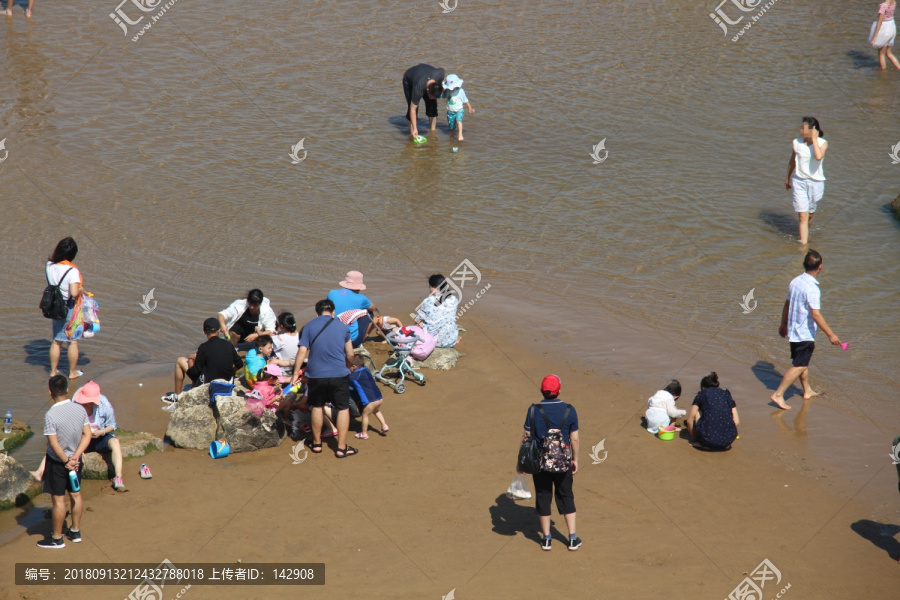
[442,74,474,141]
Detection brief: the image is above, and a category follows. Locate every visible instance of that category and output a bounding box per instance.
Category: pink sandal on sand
[380,425,389,434]
[354,432,369,439]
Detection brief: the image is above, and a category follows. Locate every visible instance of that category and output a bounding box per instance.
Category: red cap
[541,374,561,395]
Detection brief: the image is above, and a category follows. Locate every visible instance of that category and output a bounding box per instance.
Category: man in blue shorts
[771,250,841,410]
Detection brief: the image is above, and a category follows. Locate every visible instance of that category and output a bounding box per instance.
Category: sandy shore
[2,291,899,599]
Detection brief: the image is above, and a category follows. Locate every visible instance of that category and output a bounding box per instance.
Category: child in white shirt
[442,74,474,141]
[645,380,685,434]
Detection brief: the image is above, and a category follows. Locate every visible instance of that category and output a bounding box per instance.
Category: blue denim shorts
[447,110,464,129]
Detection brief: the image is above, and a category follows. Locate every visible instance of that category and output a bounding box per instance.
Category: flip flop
[305,441,323,453]
[354,432,369,439]
[380,425,389,435]
[69,370,84,380]
[335,446,358,459]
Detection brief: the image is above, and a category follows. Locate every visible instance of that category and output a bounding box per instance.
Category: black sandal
[335,445,358,459]
[306,440,323,453]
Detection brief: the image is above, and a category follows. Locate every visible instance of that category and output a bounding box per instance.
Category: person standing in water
[771,250,842,410]
[784,117,827,246]
[402,64,445,141]
[869,0,900,70]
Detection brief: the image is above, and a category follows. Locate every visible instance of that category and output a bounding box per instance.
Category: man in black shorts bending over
[403,63,445,140]
[290,299,357,459]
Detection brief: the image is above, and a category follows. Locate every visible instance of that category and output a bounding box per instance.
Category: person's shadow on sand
[751,361,802,407]
[490,493,562,547]
[24,339,90,373]
[851,520,900,562]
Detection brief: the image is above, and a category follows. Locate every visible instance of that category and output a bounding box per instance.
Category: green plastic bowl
[657,426,676,441]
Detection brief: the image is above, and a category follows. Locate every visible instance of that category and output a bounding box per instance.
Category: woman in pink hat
[327,271,378,348]
[34,381,126,491]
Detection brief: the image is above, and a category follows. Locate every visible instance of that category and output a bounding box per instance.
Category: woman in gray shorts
[784,117,828,246]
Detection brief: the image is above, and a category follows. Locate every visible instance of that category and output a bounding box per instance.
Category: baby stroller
[373,329,426,394]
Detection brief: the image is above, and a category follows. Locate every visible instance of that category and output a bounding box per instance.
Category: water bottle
[68,469,80,492]
[3,411,11,434]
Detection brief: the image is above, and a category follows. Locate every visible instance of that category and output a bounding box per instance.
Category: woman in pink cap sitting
[31,381,127,492]
[327,271,378,348]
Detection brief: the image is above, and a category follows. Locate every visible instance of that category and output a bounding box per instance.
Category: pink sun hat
[263,363,287,383]
[339,271,367,291]
[73,381,102,405]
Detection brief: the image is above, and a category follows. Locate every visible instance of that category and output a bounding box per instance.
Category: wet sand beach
[2,289,900,598]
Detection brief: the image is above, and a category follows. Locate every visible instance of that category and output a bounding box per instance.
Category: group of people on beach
[34,235,467,547]
[160,270,462,458]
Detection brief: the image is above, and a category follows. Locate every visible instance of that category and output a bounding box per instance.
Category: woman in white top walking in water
[784,117,827,246]
[869,0,900,71]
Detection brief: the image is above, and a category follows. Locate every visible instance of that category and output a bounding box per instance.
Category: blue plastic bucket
[209,440,230,459]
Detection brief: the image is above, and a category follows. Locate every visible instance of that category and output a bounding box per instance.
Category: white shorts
[791,176,824,214]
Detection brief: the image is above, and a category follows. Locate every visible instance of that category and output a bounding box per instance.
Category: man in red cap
[518,374,581,551]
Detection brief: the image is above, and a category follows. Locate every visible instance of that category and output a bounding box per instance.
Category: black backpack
[39,267,73,320]
[517,405,544,474]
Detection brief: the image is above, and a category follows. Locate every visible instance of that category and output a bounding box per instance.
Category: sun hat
[263,364,286,383]
[541,374,561,395]
[73,381,102,405]
[443,74,463,90]
[339,271,367,291]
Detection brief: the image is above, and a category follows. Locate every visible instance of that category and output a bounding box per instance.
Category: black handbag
[517,404,543,475]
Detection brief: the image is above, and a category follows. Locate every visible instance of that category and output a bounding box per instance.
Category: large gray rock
[82,431,164,479]
[177,384,211,407]
[218,406,286,453]
[0,454,41,511]
[409,348,464,371]
[165,404,217,450]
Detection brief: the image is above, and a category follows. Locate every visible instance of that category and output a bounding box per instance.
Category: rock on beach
[0,454,42,510]
[165,383,286,453]
[82,430,164,479]
[0,420,34,454]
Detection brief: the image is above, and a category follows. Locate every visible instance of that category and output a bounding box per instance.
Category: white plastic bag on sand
[507,473,532,500]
